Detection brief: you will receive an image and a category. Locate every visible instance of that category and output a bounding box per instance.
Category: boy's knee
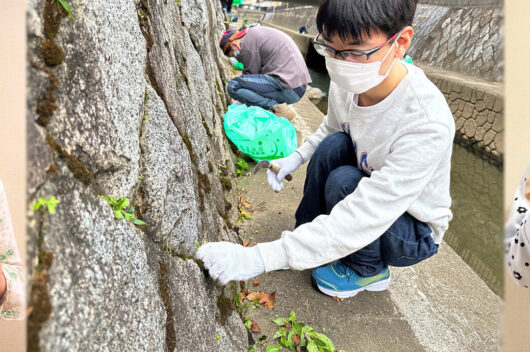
[325,165,364,203]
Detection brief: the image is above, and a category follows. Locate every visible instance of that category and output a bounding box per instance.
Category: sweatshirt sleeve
[0,180,25,320]
[258,122,452,272]
[296,84,343,163]
[505,165,530,287]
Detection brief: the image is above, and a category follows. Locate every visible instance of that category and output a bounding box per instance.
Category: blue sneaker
[312,262,391,298]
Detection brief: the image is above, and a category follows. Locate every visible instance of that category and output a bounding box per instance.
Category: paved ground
[235,96,502,352]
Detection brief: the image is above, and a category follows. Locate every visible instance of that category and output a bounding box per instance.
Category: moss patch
[35,67,59,126]
[220,176,232,191]
[28,217,54,352]
[216,284,237,326]
[42,38,65,67]
[158,262,177,352]
[46,134,94,185]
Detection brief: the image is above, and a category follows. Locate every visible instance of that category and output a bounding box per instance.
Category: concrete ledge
[260,21,313,59]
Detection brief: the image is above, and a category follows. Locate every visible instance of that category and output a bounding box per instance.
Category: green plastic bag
[223,104,298,161]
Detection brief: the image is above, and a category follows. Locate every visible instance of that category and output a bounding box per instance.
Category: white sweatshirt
[505,165,530,288]
[258,63,455,272]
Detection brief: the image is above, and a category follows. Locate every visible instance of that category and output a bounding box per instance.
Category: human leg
[294,132,356,227]
[227,75,283,110]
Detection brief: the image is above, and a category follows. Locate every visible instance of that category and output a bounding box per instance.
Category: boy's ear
[395,26,414,58]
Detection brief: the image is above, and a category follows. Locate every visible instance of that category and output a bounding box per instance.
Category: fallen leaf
[244,288,249,295]
[259,291,276,309]
[293,334,301,346]
[332,296,344,302]
[246,292,260,301]
[253,280,260,286]
[239,293,246,303]
[251,319,261,333]
[243,241,249,247]
[240,281,246,290]
[242,200,252,209]
[284,322,290,328]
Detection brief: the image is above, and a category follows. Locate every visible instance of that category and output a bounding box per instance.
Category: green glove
[235,62,244,71]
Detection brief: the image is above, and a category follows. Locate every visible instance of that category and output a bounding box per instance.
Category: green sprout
[99,195,147,226]
[33,196,60,214]
[54,0,75,21]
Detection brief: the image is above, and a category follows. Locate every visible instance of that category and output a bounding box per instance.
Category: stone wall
[409,5,503,82]
[423,67,503,164]
[419,0,502,7]
[26,0,248,351]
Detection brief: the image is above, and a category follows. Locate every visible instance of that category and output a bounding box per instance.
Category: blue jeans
[295,132,438,277]
[227,74,305,110]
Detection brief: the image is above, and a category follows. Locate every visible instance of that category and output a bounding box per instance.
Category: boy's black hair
[316,0,418,42]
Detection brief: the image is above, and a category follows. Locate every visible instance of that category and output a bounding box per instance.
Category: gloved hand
[195,242,265,285]
[267,151,303,191]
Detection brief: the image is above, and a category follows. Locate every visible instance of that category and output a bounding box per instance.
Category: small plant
[33,196,60,214]
[99,195,147,226]
[53,0,75,21]
[236,157,249,176]
[268,311,347,352]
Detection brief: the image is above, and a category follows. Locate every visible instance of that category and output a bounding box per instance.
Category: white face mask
[325,39,398,94]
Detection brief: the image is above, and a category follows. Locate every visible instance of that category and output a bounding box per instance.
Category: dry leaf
[243,288,249,295]
[332,296,344,302]
[293,334,301,346]
[241,209,251,218]
[253,280,260,286]
[239,293,246,303]
[259,291,276,309]
[246,292,260,301]
[243,241,249,247]
[250,319,261,333]
[284,322,290,328]
[240,281,246,290]
[242,200,252,209]
[46,164,58,174]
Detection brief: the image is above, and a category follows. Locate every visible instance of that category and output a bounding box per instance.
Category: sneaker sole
[312,275,391,299]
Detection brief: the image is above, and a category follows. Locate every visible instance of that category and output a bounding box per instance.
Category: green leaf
[56,0,75,21]
[272,317,289,326]
[244,317,252,330]
[123,212,134,221]
[113,210,123,219]
[216,334,221,340]
[280,335,293,349]
[265,346,282,352]
[132,218,148,226]
[288,311,296,323]
[196,241,200,248]
[306,340,319,352]
[248,349,256,352]
[272,327,286,340]
[309,331,335,351]
[117,197,130,210]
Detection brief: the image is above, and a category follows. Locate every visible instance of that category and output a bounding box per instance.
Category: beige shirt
[0,179,24,320]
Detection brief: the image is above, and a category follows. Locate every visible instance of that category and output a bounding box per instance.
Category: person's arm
[505,165,530,287]
[0,264,6,299]
[258,122,452,272]
[294,83,343,163]
[0,180,24,320]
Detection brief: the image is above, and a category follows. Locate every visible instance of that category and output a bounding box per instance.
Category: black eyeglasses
[313,32,399,61]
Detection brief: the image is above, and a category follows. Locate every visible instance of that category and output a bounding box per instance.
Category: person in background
[0,179,24,320]
[221,0,233,15]
[505,164,530,288]
[201,0,455,299]
[219,26,312,121]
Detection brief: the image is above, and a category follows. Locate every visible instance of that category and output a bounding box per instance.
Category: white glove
[267,152,303,191]
[195,242,265,285]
